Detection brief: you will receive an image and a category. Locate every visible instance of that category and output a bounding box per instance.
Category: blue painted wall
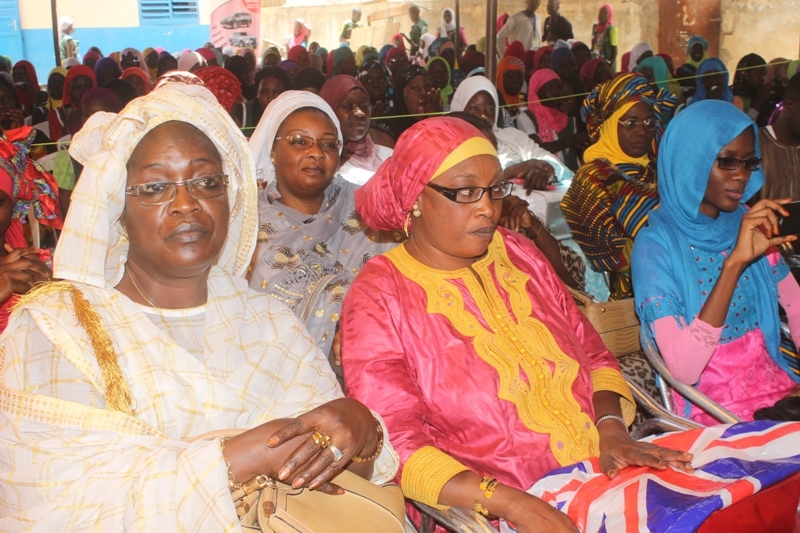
[21,24,210,84]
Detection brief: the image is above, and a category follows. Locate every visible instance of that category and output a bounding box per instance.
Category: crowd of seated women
[0,18,798,533]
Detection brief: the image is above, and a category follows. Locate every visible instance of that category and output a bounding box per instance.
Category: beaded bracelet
[352,416,384,463]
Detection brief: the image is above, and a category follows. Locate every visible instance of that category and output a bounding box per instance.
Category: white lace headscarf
[248,90,342,185]
[55,81,258,288]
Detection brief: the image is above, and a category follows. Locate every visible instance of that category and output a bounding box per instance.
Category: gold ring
[311,431,331,449]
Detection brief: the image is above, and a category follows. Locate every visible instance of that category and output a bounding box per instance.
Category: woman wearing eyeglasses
[248,91,402,374]
[340,117,694,532]
[561,74,676,300]
[632,100,800,424]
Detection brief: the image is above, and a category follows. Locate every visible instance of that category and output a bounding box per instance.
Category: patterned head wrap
[495,56,525,106]
[57,82,258,287]
[355,117,497,232]
[193,66,242,112]
[0,126,62,234]
[357,61,394,115]
[394,65,428,115]
[581,73,677,165]
[582,73,676,143]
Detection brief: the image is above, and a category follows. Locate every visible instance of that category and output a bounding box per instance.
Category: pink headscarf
[527,69,568,143]
[286,19,309,49]
[319,75,382,172]
[355,117,493,232]
[533,46,554,72]
[596,3,613,32]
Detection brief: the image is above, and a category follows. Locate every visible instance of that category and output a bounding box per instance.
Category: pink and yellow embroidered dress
[341,228,634,506]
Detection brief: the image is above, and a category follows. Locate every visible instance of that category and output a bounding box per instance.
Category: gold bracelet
[351,416,384,463]
[473,500,490,517]
[220,436,243,491]
[479,475,498,499]
[530,216,544,239]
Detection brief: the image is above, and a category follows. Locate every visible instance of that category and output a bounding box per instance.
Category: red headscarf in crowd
[12,61,38,108]
[533,46,554,72]
[527,69,568,143]
[319,75,382,172]
[62,65,97,108]
[580,58,605,91]
[121,67,151,95]
[504,41,526,62]
[355,117,496,232]
[495,56,525,106]
[194,66,242,113]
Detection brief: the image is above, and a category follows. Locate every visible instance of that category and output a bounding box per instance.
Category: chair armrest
[641,334,741,424]
[414,502,500,533]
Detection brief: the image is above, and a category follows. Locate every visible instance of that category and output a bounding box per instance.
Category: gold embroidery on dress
[15,282,135,416]
[386,238,599,465]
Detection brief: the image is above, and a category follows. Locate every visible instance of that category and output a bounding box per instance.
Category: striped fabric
[561,159,658,300]
[527,421,800,533]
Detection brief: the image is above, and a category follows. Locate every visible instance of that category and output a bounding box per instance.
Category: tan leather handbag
[569,289,641,357]
[195,430,406,533]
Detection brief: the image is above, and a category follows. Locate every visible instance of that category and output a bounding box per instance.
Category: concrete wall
[262,0,799,74]
[719,0,800,72]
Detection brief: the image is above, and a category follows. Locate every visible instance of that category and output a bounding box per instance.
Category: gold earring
[412,204,421,217]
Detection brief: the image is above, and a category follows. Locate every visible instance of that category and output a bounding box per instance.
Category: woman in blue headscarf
[685,36,709,69]
[688,58,733,105]
[632,100,800,425]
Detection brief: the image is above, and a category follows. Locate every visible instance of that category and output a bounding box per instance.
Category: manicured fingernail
[278,467,290,480]
[267,437,279,447]
[292,477,305,488]
[308,481,319,490]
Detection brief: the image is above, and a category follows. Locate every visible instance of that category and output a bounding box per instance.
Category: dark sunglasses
[716,157,762,171]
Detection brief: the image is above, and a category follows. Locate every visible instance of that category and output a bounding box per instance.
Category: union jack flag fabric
[521,421,800,533]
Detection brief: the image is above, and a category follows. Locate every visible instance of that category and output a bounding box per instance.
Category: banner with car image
[210,0,261,56]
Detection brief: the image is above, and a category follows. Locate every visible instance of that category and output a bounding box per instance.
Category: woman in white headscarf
[0,81,398,530]
[418,33,436,62]
[59,16,80,64]
[177,51,206,73]
[436,8,467,48]
[248,91,402,372]
[450,75,572,184]
[627,42,653,73]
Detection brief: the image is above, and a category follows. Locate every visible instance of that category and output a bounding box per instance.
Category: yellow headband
[431,137,498,180]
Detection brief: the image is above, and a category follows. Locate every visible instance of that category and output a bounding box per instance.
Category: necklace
[126,265,159,308]
[410,235,447,270]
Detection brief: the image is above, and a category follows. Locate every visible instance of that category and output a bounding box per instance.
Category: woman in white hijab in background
[627,42,653,72]
[59,16,80,63]
[436,8,467,47]
[450,75,572,183]
[248,91,402,373]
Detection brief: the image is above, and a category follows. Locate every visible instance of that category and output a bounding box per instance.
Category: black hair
[102,78,137,108]
[785,73,800,102]
[157,54,178,78]
[0,75,21,109]
[255,66,290,92]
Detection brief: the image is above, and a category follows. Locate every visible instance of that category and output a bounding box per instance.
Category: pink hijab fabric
[596,3,613,33]
[527,68,568,143]
[355,117,487,232]
[319,75,382,172]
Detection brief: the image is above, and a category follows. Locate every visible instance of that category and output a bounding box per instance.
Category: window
[139,0,199,24]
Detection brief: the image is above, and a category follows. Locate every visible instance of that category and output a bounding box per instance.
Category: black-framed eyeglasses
[618,117,657,131]
[125,174,229,206]
[275,134,342,153]
[716,157,762,171]
[426,181,513,204]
